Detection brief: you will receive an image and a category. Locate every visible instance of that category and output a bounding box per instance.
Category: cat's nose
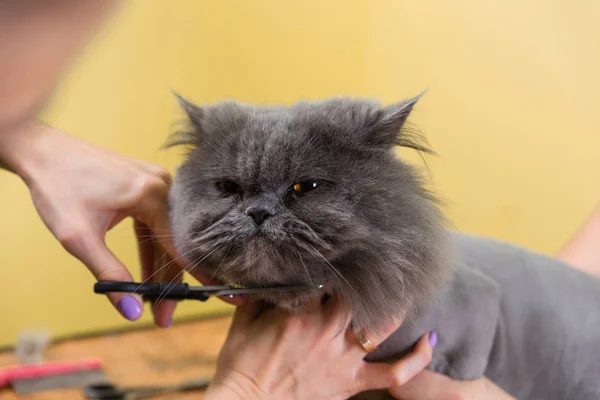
[246,207,272,225]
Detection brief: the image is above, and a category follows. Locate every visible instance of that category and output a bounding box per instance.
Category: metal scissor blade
[210,284,324,296]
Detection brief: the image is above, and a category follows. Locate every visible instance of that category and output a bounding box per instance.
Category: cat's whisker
[210,247,231,281]
[135,237,163,247]
[151,247,220,308]
[132,247,197,297]
[106,233,183,243]
[108,224,179,234]
[150,252,207,312]
[136,234,184,238]
[133,234,184,248]
[108,232,183,250]
[150,252,204,311]
[308,245,357,295]
[186,246,219,275]
[296,249,314,288]
[226,252,244,272]
[106,234,179,240]
[150,242,181,276]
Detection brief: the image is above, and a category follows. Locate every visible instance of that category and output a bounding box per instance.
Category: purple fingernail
[165,317,173,328]
[117,296,142,321]
[429,331,438,349]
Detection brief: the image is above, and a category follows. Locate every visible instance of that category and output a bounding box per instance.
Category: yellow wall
[1,0,599,347]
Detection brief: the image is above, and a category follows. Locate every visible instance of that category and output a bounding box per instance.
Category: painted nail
[117,296,142,321]
[165,317,173,328]
[429,331,438,349]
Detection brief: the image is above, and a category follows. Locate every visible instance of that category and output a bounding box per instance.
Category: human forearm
[0,120,55,181]
[389,371,516,400]
[558,204,600,278]
[0,1,119,130]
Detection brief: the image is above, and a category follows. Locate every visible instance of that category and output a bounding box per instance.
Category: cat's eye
[216,180,242,196]
[287,181,319,200]
[293,182,319,194]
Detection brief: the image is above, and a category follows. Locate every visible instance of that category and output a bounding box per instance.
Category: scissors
[83,377,211,399]
[94,281,323,302]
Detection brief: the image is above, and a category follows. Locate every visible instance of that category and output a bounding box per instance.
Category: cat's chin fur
[248,279,341,310]
[167,93,453,333]
[255,290,324,310]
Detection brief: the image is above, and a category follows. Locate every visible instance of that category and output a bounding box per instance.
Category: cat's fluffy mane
[165,93,453,331]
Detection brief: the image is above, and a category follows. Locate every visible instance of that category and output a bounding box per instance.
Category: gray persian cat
[167,94,451,331]
[167,94,600,400]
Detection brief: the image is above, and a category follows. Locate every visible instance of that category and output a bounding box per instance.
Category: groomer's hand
[389,370,515,400]
[0,121,245,326]
[204,296,435,400]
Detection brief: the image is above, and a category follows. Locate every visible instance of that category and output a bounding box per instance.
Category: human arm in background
[0,0,118,132]
[558,204,600,278]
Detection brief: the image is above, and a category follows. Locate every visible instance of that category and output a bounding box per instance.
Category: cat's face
[168,95,450,330]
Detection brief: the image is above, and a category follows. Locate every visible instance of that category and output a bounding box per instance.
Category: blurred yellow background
[1,0,599,347]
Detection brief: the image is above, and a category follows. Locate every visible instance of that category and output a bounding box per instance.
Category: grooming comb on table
[0,359,106,394]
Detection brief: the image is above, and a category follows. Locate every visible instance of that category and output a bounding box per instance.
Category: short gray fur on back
[167,94,600,399]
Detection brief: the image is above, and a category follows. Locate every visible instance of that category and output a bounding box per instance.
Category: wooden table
[0,316,233,399]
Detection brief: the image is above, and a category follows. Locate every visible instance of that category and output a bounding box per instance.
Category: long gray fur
[167,94,451,332]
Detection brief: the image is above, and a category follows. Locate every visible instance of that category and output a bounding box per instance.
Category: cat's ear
[166,93,249,149]
[173,91,204,127]
[367,91,431,153]
[164,91,206,149]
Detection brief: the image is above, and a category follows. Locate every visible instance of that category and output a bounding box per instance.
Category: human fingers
[350,316,403,356]
[319,291,403,357]
[387,369,455,400]
[356,332,434,393]
[224,301,271,349]
[58,222,143,321]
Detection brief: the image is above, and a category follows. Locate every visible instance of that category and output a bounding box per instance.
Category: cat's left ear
[367,91,429,151]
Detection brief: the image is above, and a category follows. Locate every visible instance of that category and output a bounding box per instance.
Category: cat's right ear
[164,92,205,149]
[173,91,204,127]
